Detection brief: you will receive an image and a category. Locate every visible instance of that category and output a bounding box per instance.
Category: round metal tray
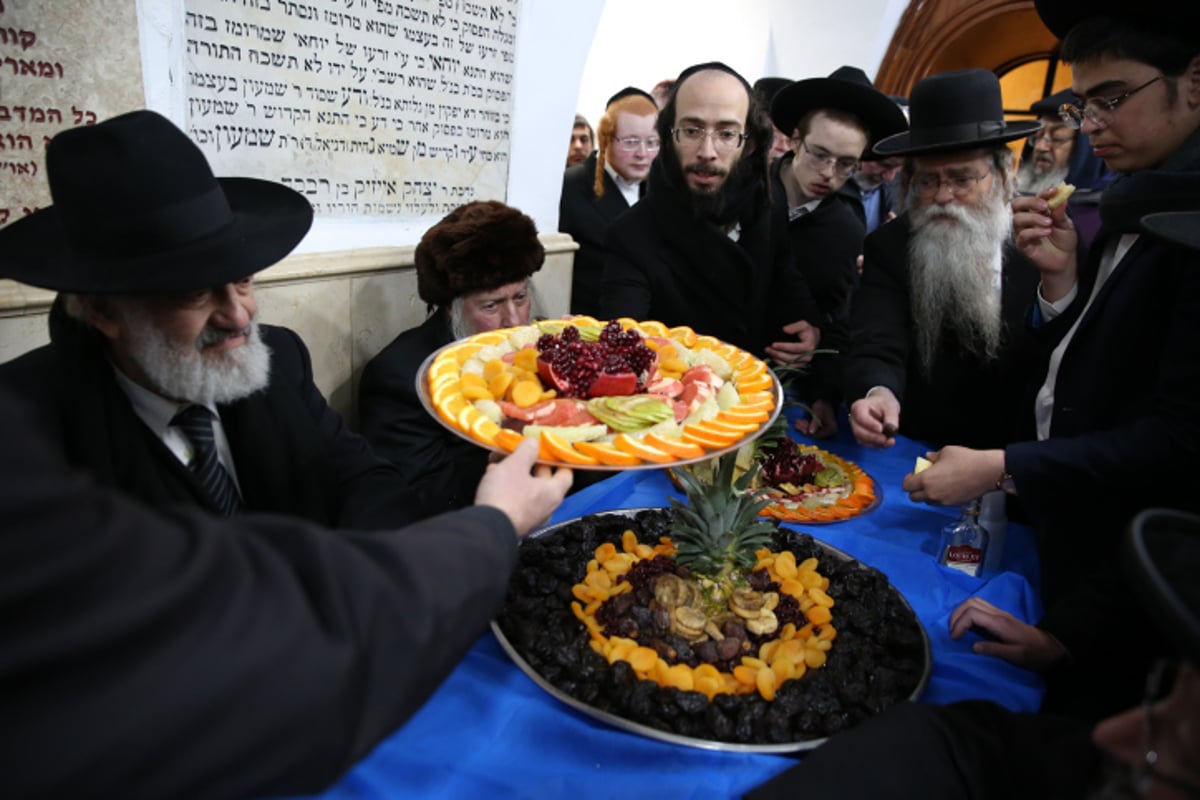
[492,508,932,753]
[415,338,783,471]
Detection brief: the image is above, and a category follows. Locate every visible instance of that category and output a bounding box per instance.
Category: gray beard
[907,184,1012,377]
[448,296,478,341]
[121,307,272,405]
[1015,161,1069,196]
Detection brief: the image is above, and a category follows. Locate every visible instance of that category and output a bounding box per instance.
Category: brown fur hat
[415,200,544,307]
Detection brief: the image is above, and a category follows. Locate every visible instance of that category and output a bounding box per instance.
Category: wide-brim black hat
[1141,211,1200,252]
[753,77,791,103]
[1126,509,1200,665]
[770,66,909,153]
[1030,88,1076,118]
[0,109,313,293]
[1034,0,1200,40]
[874,68,1042,157]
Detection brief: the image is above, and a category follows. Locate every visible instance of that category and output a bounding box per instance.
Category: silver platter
[415,344,784,471]
[492,508,932,753]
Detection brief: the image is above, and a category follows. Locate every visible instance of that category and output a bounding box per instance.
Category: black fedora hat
[1030,88,1076,118]
[873,68,1042,157]
[1034,0,1200,40]
[0,109,313,294]
[770,66,909,153]
[1126,508,1200,665]
[753,76,791,104]
[1141,211,1200,252]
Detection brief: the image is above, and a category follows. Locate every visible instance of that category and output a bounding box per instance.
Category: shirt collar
[605,162,643,206]
[111,364,219,434]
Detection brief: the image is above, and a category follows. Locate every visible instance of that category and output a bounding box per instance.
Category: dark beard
[662,145,757,226]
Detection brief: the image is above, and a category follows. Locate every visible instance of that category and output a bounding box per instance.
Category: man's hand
[848,388,900,447]
[902,446,1004,506]
[475,439,573,537]
[794,398,837,439]
[948,597,1068,671]
[765,320,820,366]
[1012,190,1078,302]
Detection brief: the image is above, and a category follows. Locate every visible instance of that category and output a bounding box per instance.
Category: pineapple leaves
[669,451,776,576]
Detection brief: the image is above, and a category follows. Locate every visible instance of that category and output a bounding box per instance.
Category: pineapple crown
[668,451,776,575]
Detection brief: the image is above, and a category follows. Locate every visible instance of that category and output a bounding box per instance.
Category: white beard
[448,296,480,341]
[121,306,272,405]
[907,182,1012,377]
[1015,160,1069,196]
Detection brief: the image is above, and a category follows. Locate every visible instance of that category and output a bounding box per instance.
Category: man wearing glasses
[904,2,1200,725]
[1017,88,1113,197]
[560,88,658,317]
[600,62,822,365]
[767,66,909,436]
[843,68,1042,453]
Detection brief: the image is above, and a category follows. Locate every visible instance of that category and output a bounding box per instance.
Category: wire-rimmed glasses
[613,136,662,154]
[1058,75,1162,130]
[671,126,747,152]
[797,139,859,177]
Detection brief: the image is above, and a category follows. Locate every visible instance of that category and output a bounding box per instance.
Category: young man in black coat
[599,62,823,367]
[0,110,428,529]
[905,1,1200,724]
[559,89,658,317]
[767,66,909,436]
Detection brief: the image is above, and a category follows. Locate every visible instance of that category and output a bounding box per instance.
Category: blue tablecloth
[299,426,1044,800]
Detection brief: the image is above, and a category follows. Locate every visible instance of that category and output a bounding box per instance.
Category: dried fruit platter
[493,508,930,752]
[685,442,880,524]
[417,317,782,469]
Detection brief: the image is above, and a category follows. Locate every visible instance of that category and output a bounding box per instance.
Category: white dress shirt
[604,162,642,208]
[1034,233,1140,440]
[112,366,244,490]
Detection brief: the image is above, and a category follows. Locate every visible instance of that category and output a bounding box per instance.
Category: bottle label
[944,545,984,576]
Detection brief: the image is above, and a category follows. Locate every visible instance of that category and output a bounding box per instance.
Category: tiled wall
[0,234,576,429]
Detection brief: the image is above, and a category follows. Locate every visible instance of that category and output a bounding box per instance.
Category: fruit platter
[418,317,782,469]
[683,434,879,524]
[493,454,930,752]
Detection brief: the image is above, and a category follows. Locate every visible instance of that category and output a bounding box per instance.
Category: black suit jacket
[844,214,1041,449]
[0,303,419,530]
[559,151,636,317]
[0,386,517,799]
[358,310,491,514]
[600,158,821,359]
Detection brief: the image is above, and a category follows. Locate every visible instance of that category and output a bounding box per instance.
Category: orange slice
[693,335,722,350]
[638,320,668,337]
[612,434,676,463]
[667,326,697,347]
[539,431,601,465]
[469,414,500,445]
[682,423,741,448]
[643,432,706,459]
[570,315,602,328]
[493,428,525,453]
[471,331,508,346]
[574,440,642,466]
[737,359,768,381]
[739,391,777,406]
[738,375,774,394]
[701,417,760,434]
[718,407,770,424]
[436,395,467,426]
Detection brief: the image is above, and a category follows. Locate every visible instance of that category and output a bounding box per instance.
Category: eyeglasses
[613,136,661,153]
[909,170,991,198]
[671,126,747,152]
[1058,75,1162,130]
[797,139,859,177]
[1027,130,1076,147]
[1138,660,1200,797]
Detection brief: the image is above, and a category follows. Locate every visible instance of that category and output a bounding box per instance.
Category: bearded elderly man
[0,110,437,528]
[600,62,823,365]
[359,200,545,513]
[844,68,1043,451]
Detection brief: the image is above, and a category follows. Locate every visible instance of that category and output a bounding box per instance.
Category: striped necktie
[171,404,243,516]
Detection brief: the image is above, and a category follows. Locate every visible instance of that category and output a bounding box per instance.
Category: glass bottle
[939,499,989,577]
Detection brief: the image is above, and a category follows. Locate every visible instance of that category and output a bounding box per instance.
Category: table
[296,425,1044,800]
